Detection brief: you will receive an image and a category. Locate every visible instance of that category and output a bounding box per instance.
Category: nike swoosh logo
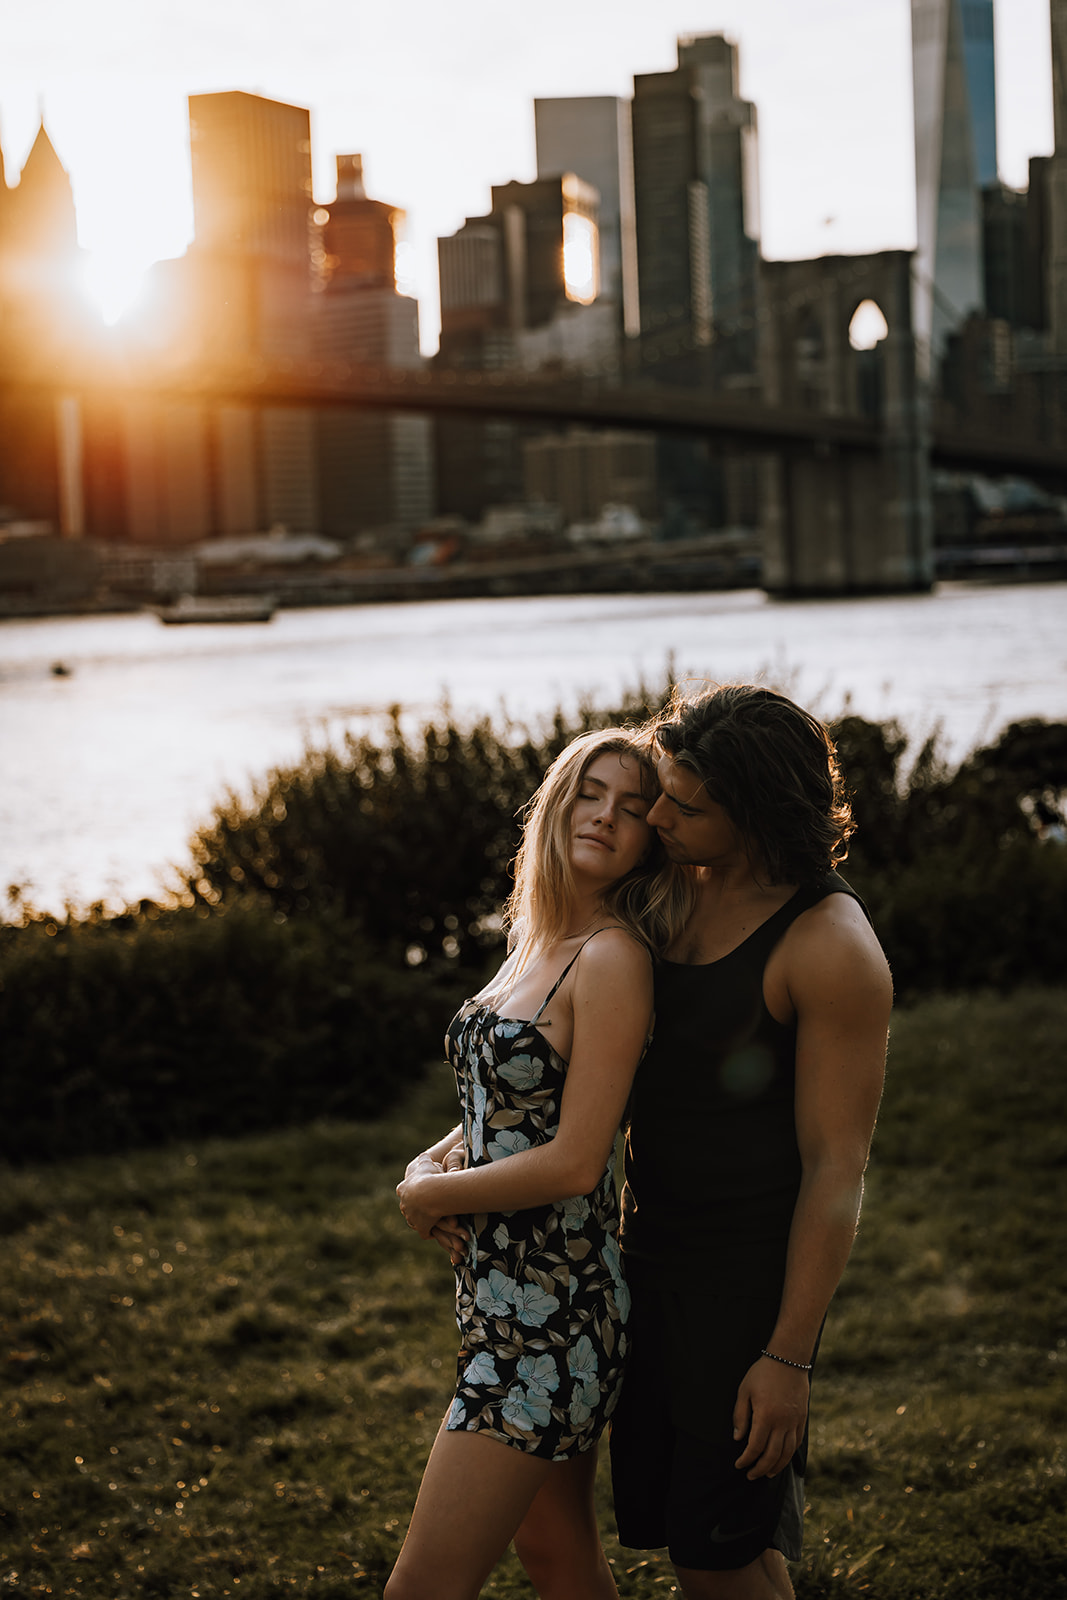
[705,1523,765,1543]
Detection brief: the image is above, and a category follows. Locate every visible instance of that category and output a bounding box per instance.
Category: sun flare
[563,213,598,305]
[80,249,151,326]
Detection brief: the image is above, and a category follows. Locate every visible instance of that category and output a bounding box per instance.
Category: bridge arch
[758,249,932,593]
[848,299,889,351]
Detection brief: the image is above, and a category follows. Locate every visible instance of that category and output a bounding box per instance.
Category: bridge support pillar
[759,250,935,595]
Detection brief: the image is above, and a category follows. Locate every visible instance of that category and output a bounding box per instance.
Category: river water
[2,580,1065,915]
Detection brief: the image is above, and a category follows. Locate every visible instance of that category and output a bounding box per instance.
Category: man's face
[646,753,745,867]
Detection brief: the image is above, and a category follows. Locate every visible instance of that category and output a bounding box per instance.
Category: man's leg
[674,1548,795,1600]
[612,1271,804,1599]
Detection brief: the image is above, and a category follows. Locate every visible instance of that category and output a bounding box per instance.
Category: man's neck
[669,862,796,965]
[692,852,771,898]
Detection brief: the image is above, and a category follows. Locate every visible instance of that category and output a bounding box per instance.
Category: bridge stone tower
[758,250,934,595]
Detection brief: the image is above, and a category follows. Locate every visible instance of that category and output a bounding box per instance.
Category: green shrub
[184,703,1067,992]
[833,714,1067,870]
[0,904,464,1165]
[831,715,1067,994]
[4,698,1065,1164]
[182,697,670,969]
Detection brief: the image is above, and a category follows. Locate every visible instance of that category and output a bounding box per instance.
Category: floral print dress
[442,943,631,1461]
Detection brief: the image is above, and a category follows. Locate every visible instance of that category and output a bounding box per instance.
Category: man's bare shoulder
[796,887,877,938]
[783,888,892,1002]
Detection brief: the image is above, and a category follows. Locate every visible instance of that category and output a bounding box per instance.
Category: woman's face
[569,751,654,888]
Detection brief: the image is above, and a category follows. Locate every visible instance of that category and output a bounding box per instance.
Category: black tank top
[619,873,867,1290]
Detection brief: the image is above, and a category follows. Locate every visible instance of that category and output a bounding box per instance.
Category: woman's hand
[396,1169,451,1239]
[429,1217,469,1265]
[430,1147,470,1261]
[398,1142,470,1262]
[403,1125,464,1183]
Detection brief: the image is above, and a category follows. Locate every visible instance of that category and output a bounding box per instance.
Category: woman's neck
[560,894,610,942]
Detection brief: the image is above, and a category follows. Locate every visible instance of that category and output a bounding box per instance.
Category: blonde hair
[486,727,692,1002]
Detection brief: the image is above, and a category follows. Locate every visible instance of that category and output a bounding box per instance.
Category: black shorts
[609,1257,812,1573]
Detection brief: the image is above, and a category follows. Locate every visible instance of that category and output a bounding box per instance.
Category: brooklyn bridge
[4,246,1064,601]
[3,10,1067,604]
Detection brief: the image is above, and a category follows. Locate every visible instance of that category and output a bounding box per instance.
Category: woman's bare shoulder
[576,926,652,980]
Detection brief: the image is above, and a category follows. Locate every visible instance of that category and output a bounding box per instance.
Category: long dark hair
[653,684,855,885]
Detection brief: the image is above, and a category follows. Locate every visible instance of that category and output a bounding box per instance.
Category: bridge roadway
[9,355,1067,489]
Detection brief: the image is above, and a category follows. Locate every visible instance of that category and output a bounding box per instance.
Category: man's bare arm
[733,897,892,1479]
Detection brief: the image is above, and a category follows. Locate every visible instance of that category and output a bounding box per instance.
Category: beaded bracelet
[760,1347,813,1372]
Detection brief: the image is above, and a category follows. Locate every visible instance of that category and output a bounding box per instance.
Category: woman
[387,728,690,1600]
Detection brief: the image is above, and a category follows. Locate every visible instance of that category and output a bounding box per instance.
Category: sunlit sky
[0,0,1055,349]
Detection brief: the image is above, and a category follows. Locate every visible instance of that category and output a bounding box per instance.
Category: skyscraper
[437,173,608,369]
[631,34,760,378]
[314,156,433,535]
[1049,0,1067,352]
[0,119,82,350]
[981,182,1030,326]
[317,154,403,291]
[628,35,761,536]
[677,35,761,343]
[0,122,78,260]
[0,122,85,537]
[534,96,639,337]
[911,0,997,367]
[435,174,611,519]
[184,91,318,534]
[187,89,315,360]
[189,90,313,268]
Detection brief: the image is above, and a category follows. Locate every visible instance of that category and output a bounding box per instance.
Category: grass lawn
[2,987,1065,1598]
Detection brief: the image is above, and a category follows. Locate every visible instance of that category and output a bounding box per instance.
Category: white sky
[0,0,1055,349]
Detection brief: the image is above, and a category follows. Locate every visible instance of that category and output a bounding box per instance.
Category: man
[610,684,892,1600]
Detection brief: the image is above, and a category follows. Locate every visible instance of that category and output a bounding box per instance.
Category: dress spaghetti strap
[529,928,617,1025]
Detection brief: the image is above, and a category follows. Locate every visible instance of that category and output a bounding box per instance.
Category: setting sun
[80,248,152,325]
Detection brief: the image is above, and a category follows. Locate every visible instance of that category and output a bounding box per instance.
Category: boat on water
[152,595,277,625]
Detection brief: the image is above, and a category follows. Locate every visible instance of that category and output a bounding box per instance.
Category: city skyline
[0,0,1056,347]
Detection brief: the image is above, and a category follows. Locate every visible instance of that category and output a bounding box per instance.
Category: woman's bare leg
[512,1442,619,1599]
[384,1418,554,1600]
